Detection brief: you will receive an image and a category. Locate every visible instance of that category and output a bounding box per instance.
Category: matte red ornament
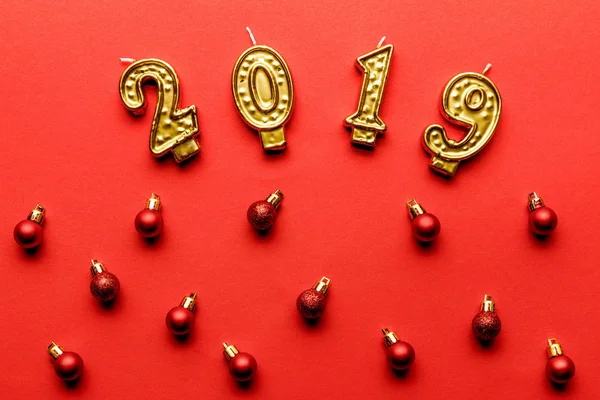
[382,328,415,371]
[528,192,558,236]
[472,294,501,341]
[247,189,283,231]
[13,205,45,249]
[406,199,440,243]
[223,343,257,382]
[546,338,575,384]
[89,259,120,302]
[135,193,163,238]
[165,293,197,335]
[48,342,83,382]
[296,277,330,319]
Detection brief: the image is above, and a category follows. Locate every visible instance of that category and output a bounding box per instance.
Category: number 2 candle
[119,58,200,163]
[345,37,394,148]
[232,28,294,152]
[422,64,501,176]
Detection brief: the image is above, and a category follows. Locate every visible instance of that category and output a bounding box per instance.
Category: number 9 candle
[232,28,294,152]
[119,58,200,163]
[345,37,393,148]
[422,64,501,176]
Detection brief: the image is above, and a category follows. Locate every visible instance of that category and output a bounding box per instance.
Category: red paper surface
[1,0,599,398]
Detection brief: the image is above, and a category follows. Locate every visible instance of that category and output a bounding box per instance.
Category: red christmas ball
[472,311,502,341]
[412,213,440,242]
[229,352,257,382]
[529,207,558,236]
[166,306,195,335]
[54,352,84,381]
[386,341,415,371]
[546,355,575,384]
[135,209,163,238]
[90,272,120,302]
[296,288,327,319]
[13,220,43,248]
[247,200,277,231]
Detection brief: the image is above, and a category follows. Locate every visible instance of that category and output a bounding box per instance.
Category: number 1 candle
[232,28,294,152]
[345,37,394,148]
[422,64,501,176]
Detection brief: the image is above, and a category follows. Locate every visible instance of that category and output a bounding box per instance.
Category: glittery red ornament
[48,342,83,382]
[546,339,575,384]
[89,260,120,302]
[247,190,283,231]
[472,295,501,341]
[166,293,197,335]
[13,205,45,249]
[223,343,257,382]
[406,199,440,243]
[382,329,415,371]
[135,193,163,238]
[296,277,330,319]
[528,192,558,236]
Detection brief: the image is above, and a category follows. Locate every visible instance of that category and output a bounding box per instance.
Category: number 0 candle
[119,58,200,163]
[232,28,294,152]
[422,64,501,176]
[345,37,393,148]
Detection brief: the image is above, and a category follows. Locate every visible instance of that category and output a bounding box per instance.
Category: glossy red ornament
[223,343,257,382]
[546,338,575,384]
[382,329,415,371]
[165,293,197,335]
[89,259,120,302]
[296,277,330,319]
[48,342,83,382]
[406,199,440,243]
[472,295,501,341]
[13,205,45,248]
[247,190,283,231]
[135,193,163,238]
[528,192,558,236]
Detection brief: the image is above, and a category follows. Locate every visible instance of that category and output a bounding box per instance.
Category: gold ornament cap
[313,277,331,296]
[266,190,284,209]
[480,294,495,312]
[90,259,108,276]
[146,193,161,211]
[48,342,64,360]
[407,199,426,220]
[382,328,400,347]
[180,293,198,312]
[528,192,545,211]
[547,338,564,358]
[28,205,45,225]
[222,342,239,361]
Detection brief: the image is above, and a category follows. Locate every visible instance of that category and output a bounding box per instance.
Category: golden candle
[119,58,200,163]
[345,37,393,148]
[232,28,294,152]
[423,64,501,176]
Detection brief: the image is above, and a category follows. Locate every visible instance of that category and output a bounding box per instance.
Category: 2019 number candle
[422,65,501,176]
[119,58,200,163]
[345,39,393,148]
[232,29,294,152]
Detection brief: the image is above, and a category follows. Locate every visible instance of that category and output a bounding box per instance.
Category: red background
[0,0,598,398]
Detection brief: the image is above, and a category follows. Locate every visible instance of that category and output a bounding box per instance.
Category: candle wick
[482,63,492,75]
[246,27,257,45]
[120,58,136,64]
[377,36,386,49]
